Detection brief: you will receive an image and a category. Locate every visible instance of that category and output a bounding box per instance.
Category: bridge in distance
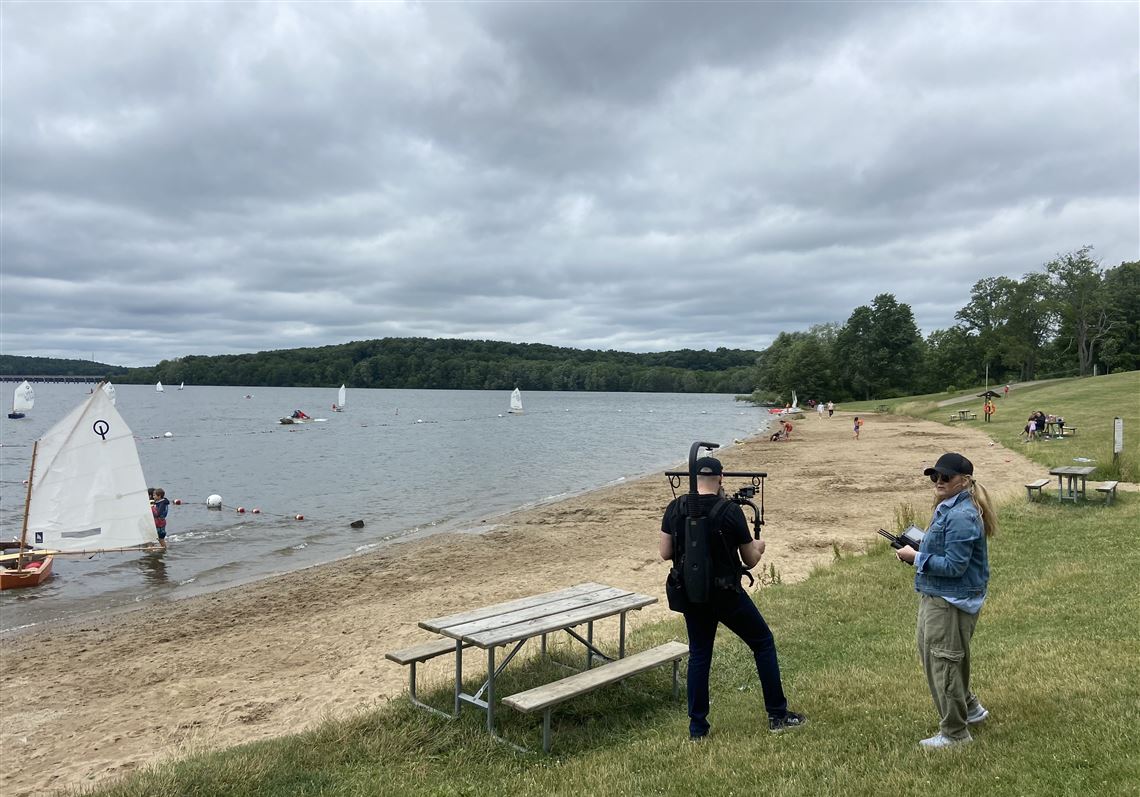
[0,375,108,383]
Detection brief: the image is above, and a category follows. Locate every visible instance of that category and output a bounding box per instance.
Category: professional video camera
[664,441,767,539]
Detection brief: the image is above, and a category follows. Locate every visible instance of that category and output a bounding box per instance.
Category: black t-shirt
[661,493,751,563]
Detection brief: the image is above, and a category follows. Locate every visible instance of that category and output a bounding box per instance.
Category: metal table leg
[486,646,496,732]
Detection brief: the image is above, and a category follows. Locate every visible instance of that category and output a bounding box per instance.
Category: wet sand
[0,412,1042,796]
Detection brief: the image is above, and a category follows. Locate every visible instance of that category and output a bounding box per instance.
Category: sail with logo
[8,380,34,419]
[508,387,524,415]
[0,387,160,590]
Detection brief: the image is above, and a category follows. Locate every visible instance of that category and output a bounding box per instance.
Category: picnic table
[957,409,978,421]
[1048,465,1096,501]
[418,582,657,740]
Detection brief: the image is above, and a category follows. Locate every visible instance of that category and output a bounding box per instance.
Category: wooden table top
[420,582,656,649]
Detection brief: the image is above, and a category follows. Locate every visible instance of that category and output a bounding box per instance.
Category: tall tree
[1045,246,1116,377]
[835,305,876,400]
[1099,261,1140,373]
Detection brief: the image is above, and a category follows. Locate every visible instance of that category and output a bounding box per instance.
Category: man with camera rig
[659,456,806,740]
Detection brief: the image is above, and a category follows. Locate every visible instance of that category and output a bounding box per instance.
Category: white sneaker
[966,704,989,725]
[920,732,972,749]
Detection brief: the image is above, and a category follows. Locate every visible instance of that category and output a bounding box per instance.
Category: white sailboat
[102,382,117,405]
[332,384,346,412]
[508,387,524,415]
[8,380,34,419]
[178,382,184,391]
[0,388,159,590]
[156,381,164,393]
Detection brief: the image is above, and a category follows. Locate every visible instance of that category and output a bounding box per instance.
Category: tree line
[753,248,1138,403]
[4,247,1134,400]
[124,339,762,394]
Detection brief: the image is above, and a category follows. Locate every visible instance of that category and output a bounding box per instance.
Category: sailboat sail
[12,381,35,413]
[509,388,524,414]
[178,382,184,391]
[156,381,164,393]
[338,384,347,408]
[25,389,156,552]
[102,382,117,405]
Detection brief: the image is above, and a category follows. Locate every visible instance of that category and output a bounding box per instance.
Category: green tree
[1045,246,1118,377]
[1100,261,1140,373]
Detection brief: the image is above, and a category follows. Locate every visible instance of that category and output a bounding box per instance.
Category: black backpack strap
[708,498,755,589]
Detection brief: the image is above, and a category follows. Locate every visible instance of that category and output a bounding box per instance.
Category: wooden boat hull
[0,555,54,590]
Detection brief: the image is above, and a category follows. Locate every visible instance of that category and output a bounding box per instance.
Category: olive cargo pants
[917,594,983,740]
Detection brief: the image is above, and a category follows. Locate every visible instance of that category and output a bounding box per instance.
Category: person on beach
[152,488,169,549]
[827,401,835,418]
[659,456,806,740]
[817,402,826,420]
[853,416,862,440]
[894,452,995,749]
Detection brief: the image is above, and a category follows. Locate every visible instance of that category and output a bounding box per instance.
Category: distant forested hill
[0,355,129,377]
[123,338,761,393]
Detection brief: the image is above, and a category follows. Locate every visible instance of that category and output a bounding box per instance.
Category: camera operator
[658,456,806,740]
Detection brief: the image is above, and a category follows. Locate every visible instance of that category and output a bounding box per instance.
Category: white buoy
[163,432,173,438]
[206,494,223,509]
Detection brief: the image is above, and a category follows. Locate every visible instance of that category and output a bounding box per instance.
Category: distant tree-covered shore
[0,341,761,394]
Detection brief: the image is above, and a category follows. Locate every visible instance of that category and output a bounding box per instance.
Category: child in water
[152,488,170,549]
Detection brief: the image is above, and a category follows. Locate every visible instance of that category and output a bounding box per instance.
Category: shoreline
[0,412,1042,797]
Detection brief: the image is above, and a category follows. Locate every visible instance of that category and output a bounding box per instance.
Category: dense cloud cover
[2,1,1136,367]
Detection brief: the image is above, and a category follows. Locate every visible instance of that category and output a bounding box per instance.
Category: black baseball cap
[923,452,974,478]
[693,456,723,476]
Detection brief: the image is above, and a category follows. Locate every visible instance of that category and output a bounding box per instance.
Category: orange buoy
[294,514,304,521]
[236,507,246,514]
[173,498,182,505]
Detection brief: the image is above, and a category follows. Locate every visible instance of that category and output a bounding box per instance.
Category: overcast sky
[2,1,1137,368]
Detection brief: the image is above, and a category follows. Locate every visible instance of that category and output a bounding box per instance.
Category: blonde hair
[967,478,998,538]
[934,476,997,538]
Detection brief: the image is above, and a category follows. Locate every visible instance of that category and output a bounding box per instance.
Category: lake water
[0,384,773,632]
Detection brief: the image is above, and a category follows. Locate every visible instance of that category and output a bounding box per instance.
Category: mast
[16,440,39,571]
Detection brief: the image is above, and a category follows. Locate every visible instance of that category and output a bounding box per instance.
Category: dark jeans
[683,589,788,737]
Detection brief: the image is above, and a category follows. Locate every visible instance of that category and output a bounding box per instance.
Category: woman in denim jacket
[896,452,997,749]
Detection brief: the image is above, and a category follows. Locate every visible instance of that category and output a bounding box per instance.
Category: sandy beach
[0,412,1043,796]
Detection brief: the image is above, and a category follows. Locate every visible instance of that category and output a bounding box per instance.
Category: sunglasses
[930,472,960,483]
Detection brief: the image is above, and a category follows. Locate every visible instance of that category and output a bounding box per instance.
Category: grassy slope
[91,377,1140,797]
[844,371,1139,482]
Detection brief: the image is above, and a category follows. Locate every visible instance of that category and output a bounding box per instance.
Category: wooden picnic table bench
[1095,481,1119,505]
[386,638,474,719]
[502,641,688,752]
[1025,478,1051,502]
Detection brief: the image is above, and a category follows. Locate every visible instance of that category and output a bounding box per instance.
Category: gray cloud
[1,1,1136,367]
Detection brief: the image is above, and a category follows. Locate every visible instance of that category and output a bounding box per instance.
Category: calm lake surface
[0,383,772,632]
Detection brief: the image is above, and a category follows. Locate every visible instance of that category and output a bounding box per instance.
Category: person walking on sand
[827,400,835,418]
[893,452,996,749]
[853,416,862,440]
[659,456,806,740]
[817,402,826,420]
[152,487,170,549]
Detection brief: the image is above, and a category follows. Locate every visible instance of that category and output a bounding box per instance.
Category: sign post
[1113,417,1123,470]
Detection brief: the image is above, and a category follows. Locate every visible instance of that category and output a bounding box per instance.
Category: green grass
[846,371,1139,481]
[88,491,1139,797]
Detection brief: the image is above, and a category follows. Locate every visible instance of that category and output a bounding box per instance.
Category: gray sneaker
[966,704,990,725]
[920,732,972,749]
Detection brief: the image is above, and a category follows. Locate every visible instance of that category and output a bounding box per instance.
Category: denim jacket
[914,489,989,600]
